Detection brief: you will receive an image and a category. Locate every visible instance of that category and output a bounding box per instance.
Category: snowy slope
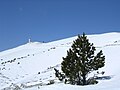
[0,32,120,90]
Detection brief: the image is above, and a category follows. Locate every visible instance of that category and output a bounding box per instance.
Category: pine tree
[61,33,105,85]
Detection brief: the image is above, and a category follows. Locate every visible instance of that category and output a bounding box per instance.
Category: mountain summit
[0,32,120,90]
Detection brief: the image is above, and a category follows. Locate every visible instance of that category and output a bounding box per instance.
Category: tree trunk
[82,74,86,85]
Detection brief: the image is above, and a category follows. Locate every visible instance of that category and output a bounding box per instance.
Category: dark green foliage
[54,68,65,81]
[61,33,105,85]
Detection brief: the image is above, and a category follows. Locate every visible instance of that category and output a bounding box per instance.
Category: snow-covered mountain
[0,32,120,90]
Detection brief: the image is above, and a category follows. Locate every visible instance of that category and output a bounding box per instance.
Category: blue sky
[0,0,120,51]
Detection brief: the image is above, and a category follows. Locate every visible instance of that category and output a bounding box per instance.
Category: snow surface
[0,32,120,90]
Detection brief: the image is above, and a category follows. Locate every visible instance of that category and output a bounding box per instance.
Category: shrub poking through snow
[47,80,55,85]
[54,68,65,81]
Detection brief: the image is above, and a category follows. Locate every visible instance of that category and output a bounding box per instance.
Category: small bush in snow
[54,68,65,81]
[38,72,40,74]
[18,62,20,64]
[47,80,55,85]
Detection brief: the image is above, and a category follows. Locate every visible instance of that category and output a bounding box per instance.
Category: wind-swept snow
[0,32,120,90]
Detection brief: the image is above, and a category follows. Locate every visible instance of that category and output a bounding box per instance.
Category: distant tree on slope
[61,33,105,85]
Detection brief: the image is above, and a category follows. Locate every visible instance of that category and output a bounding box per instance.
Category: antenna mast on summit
[28,38,31,43]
